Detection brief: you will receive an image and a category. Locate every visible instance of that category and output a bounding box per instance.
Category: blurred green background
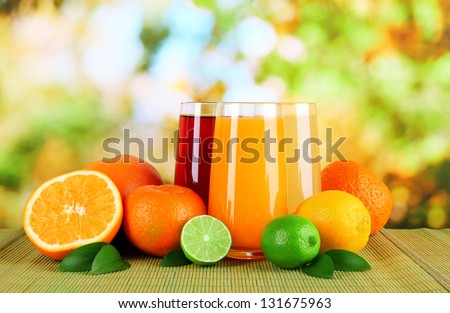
[0,0,449,229]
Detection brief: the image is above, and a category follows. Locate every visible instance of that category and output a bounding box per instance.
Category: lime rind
[181,215,232,265]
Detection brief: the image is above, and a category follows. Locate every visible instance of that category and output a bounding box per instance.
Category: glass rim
[179,102,317,117]
[179,102,216,116]
[216,102,316,117]
[181,101,316,105]
[180,101,217,105]
[218,101,315,104]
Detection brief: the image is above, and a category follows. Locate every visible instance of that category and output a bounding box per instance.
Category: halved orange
[23,170,123,260]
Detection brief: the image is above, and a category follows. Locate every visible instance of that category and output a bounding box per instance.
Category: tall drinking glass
[174,102,216,208]
[282,103,321,213]
[208,102,288,259]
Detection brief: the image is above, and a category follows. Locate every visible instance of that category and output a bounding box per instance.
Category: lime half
[181,215,232,265]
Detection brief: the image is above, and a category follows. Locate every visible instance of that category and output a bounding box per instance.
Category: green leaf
[302,254,334,279]
[325,250,371,271]
[91,245,131,275]
[58,242,108,272]
[160,249,193,267]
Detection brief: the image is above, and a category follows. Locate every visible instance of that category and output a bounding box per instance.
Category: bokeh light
[0,0,449,229]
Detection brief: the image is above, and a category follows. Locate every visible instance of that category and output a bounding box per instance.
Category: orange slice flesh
[23,170,123,260]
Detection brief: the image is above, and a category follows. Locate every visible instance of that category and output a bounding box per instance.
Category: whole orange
[123,185,207,257]
[321,160,393,235]
[83,154,164,201]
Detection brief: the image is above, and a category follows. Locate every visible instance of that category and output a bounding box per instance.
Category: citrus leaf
[325,249,371,271]
[302,253,334,279]
[160,249,193,267]
[58,242,108,272]
[91,245,131,275]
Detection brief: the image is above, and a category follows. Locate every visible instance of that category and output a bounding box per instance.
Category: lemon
[295,190,371,253]
[261,215,320,269]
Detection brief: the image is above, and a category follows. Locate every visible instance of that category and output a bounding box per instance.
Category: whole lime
[261,214,320,269]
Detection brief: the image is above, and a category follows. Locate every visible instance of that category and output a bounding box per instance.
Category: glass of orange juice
[208,102,288,259]
[282,102,321,213]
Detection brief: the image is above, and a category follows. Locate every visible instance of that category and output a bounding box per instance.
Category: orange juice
[208,115,288,258]
[283,110,321,213]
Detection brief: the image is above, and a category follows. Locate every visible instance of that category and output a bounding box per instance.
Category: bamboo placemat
[0,228,448,293]
[381,228,450,290]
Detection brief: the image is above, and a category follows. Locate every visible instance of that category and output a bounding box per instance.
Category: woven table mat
[0,228,448,293]
[0,228,23,250]
[381,228,450,290]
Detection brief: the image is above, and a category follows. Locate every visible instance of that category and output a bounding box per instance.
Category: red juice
[174,115,215,209]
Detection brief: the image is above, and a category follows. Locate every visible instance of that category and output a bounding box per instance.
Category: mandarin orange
[123,185,206,257]
[83,154,164,201]
[321,160,393,235]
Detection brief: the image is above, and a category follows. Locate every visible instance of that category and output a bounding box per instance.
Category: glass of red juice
[174,102,216,209]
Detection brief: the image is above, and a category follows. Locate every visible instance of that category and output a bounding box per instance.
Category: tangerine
[321,160,393,235]
[83,154,164,201]
[123,185,206,257]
